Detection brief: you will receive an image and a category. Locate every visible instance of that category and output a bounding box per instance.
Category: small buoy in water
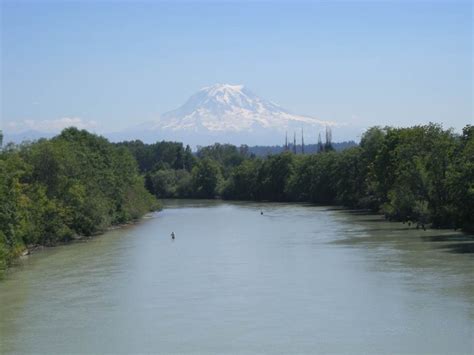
[171,232,175,239]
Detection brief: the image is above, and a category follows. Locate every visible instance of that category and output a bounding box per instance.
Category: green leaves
[2,123,471,275]
[0,128,159,273]
[221,123,473,232]
[191,158,222,198]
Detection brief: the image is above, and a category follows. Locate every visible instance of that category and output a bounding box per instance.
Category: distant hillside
[248,141,358,157]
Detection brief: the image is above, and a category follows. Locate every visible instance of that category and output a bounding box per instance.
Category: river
[0,200,473,354]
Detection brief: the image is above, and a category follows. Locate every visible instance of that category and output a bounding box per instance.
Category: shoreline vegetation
[0,128,160,275]
[121,123,473,230]
[13,212,156,265]
[1,123,473,275]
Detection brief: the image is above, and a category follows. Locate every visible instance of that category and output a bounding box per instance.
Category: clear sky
[1,0,472,137]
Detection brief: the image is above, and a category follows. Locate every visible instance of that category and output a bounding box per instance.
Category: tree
[184,145,195,171]
[334,147,363,207]
[317,133,324,153]
[446,125,474,231]
[258,152,294,201]
[222,159,261,200]
[191,158,222,198]
[324,126,334,152]
[0,127,160,274]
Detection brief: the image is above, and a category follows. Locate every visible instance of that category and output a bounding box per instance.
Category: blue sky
[1,0,472,138]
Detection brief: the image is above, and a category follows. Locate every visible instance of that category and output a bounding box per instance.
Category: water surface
[1,200,473,354]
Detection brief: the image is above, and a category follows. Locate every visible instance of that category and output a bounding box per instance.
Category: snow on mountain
[3,84,352,146]
[152,83,331,132]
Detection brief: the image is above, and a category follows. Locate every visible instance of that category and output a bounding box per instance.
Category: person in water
[260,211,263,215]
[171,232,175,239]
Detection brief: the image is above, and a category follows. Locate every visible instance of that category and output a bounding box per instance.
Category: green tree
[222,159,261,200]
[446,125,474,231]
[191,158,222,198]
[258,152,294,201]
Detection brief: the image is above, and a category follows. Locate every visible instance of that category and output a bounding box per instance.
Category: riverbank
[133,125,473,233]
[3,198,472,279]
[0,128,161,278]
[0,210,160,278]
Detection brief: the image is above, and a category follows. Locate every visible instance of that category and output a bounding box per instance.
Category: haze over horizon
[1,1,472,144]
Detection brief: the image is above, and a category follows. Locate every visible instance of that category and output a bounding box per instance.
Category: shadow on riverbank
[419,234,474,254]
[421,234,474,243]
[441,242,474,254]
[334,208,474,256]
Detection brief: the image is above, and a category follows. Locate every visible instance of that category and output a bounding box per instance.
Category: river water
[0,200,473,354]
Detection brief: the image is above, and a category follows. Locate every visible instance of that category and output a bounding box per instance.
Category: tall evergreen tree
[324,126,334,152]
[301,128,305,154]
[317,132,324,153]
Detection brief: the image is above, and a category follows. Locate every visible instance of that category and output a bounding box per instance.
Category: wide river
[1,200,473,354]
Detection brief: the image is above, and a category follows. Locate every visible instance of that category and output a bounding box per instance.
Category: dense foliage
[223,124,474,232]
[126,142,247,199]
[115,140,197,199]
[121,124,473,232]
[1,123,472,274]
[0,128,159,273]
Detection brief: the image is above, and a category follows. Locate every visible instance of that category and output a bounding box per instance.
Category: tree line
[238,140,357,157]
[1,123,472,274]
[124,124,473,232]
[225,124,473,231]
[0,128,159,273]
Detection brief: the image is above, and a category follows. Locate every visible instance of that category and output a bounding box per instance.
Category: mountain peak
[201,83,245,93]
[137,84,334,145]
[195,83,251,107]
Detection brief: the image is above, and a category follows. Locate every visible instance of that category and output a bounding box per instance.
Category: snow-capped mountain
[3,84,355,146]
[128,84,336,146]
[158,84,330,132]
